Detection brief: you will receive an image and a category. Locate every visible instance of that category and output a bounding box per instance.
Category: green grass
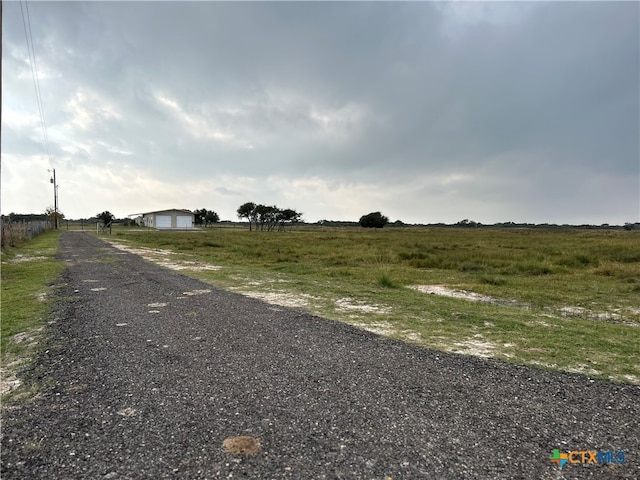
[102,226,640,384]
[1,230,64,363]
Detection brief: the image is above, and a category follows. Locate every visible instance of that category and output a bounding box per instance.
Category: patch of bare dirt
[0,372,23,396]
[410,284,518,305]
[10,327,44,346]
[1,328,45,396]
[182,289,211,296]
[107,241,221,271]
[7,255,47,264]
[335,297,391,314]
[222,436,261,456]
[411,284,639,325]
[450,338,499,358]
[349,320,396,336]
[232,290,317,309]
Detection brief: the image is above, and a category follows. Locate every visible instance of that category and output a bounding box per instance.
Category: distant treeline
[4,213,50,222]
[317,219,640,230]
[4,213,638,230]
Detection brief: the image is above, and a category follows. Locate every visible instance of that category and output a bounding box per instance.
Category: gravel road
[2,232,638,479]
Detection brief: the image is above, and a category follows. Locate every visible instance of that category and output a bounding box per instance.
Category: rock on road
[2,232,639,479]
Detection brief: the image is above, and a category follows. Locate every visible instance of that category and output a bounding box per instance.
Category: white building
[140,209,195,229]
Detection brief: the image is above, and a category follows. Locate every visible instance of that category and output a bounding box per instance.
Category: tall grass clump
[377,272,399,288]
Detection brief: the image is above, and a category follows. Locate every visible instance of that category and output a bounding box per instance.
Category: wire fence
[0,217,53,249]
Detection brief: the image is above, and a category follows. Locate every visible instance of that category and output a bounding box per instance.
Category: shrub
[359,212,389,228]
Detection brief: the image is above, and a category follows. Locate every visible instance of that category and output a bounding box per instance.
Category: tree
[237,202,256,231]
[45,206,64,228]
[97,211,115,225]
[277,208,302,231]
[359,211,389,228]
[237,202,302,231]
[194,208,207,226]
[456,219,479,228]
[252,204,275,231]
[194,208,220,227]
[96,211,115,233]
[204,210,220,226]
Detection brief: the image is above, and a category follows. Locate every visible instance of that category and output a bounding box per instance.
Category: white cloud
[66,89,122,130]
[3,110,41,130]
[155,92,253,148]
[1,154,55,214]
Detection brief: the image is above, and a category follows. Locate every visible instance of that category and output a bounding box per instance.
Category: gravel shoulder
[2,231,639,479]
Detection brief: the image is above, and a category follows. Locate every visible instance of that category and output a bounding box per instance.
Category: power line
[19,1,59,223]
[20,0,52,168]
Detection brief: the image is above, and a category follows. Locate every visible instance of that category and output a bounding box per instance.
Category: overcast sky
[2,1,639,224]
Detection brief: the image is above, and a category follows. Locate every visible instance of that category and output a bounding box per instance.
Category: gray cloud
[2,1,638,223]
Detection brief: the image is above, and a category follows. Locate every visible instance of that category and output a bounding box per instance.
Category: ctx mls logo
[549,449,569,468]
[550,449,625,469]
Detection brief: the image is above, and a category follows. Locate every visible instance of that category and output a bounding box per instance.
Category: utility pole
[49,168,59,229]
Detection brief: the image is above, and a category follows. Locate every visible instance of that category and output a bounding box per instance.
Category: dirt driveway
[2,232,638,479]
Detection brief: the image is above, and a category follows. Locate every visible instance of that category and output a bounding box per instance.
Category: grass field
[1,230,64,394]
[105,225,640,384]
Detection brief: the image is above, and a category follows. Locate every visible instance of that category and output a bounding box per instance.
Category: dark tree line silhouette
[237,202,302,231]
[193,208,220,227]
